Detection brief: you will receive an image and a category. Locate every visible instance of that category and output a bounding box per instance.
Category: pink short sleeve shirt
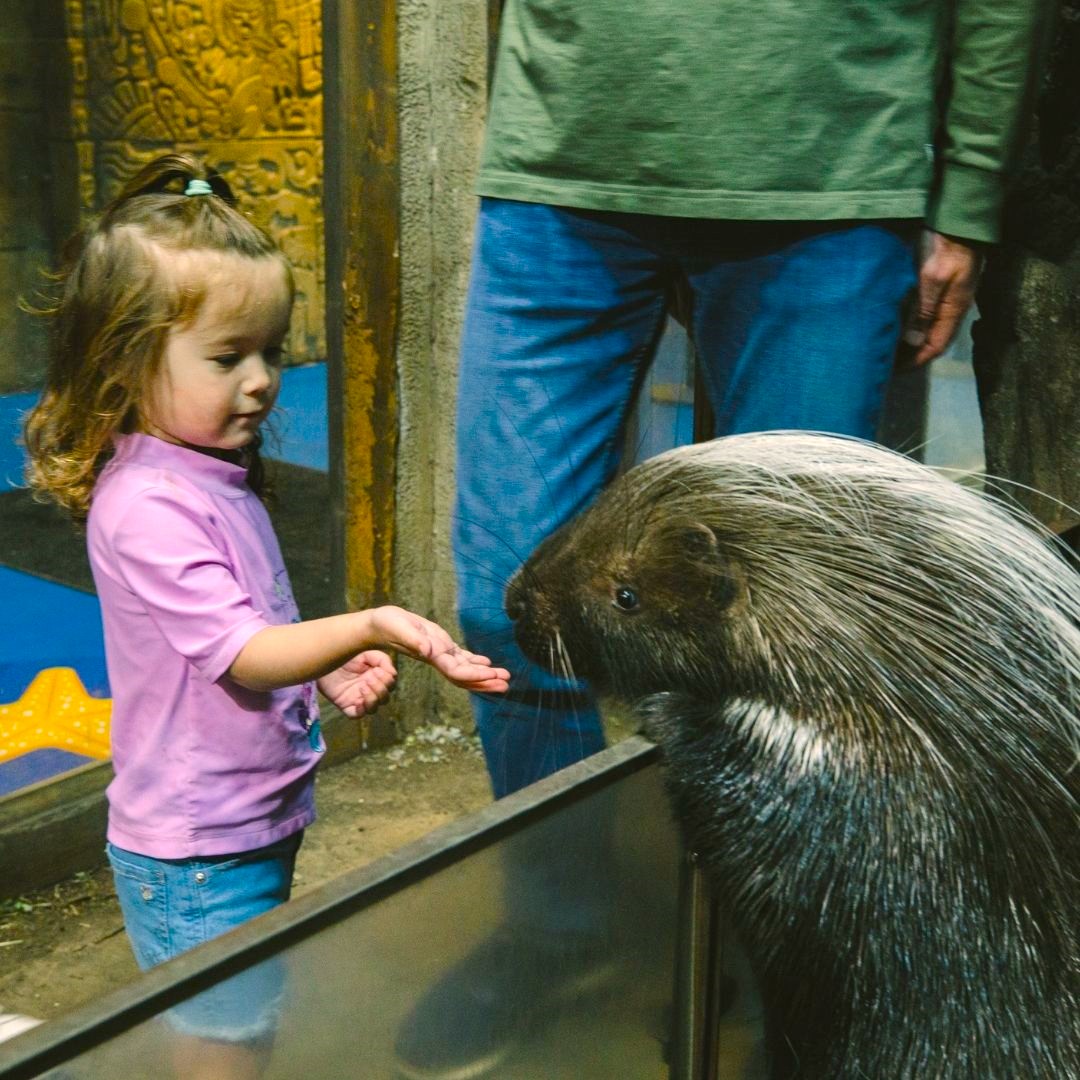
[88,434,320,858]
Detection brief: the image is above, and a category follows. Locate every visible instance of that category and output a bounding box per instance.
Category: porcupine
[505,431,1080,1079]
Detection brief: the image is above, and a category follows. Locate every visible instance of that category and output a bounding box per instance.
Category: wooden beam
[0,761,111,899]
[323,0,400,611]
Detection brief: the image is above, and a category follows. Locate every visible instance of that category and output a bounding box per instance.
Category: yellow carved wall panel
[64,0,324,362]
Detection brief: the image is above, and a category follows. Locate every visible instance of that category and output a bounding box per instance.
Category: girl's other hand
[369,606,511,693]
[318,650,398,717]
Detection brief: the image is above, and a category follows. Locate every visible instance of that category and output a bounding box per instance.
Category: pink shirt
[88,433,320,858]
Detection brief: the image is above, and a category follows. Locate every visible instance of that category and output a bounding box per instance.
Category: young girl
[24,154,509,1077]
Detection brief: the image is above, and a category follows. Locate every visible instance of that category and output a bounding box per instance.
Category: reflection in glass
[39,766,690,1078]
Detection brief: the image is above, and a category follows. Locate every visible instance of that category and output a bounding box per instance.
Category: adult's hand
[902,230,984,366]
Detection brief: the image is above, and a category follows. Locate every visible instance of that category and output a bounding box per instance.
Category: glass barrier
[2,740,766,1079]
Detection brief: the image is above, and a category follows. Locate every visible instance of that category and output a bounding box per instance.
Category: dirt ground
[0,724,492,1025]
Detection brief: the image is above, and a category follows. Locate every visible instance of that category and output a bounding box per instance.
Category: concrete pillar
[394,0,490,725]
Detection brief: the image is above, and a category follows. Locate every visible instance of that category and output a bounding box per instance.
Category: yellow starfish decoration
[0,668,111,762]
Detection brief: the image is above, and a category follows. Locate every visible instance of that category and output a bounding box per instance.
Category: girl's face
[144,255,292,453]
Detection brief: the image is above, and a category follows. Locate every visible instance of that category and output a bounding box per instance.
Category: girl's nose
[242,355,276,397]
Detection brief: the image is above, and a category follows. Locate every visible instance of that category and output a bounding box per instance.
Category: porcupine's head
[507,431,1080,765]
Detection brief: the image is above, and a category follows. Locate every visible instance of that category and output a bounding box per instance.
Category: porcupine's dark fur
[506,432,1080,1079]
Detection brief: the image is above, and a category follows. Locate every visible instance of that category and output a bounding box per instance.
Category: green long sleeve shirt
[477,1,1053,244]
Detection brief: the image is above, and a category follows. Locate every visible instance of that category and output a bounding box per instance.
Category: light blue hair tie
[184,178,214,196]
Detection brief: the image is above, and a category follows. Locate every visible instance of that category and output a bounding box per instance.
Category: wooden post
[0,761,111,900]
[323,0,400,612]
[973,0,1079,537]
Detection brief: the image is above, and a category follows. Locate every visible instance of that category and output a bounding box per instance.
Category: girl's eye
[264,346,286,367]
[213,353,242,368]
[613,586,640,612]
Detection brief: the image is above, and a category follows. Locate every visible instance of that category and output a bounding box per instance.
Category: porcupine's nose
[506,580,555,669]
[504,578,527,624]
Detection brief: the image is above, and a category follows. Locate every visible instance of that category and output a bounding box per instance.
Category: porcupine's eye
[613,586,640,612]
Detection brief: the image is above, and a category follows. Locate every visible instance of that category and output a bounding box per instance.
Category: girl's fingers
[363,689,392,711]
[438,653,509,678]
[461,679,511,693]
[460,652,493,666]
[438,658,511,691]
[436,645,497,668]
[369,669,396,692]
[355,682,392,716]
[355,650,397,676]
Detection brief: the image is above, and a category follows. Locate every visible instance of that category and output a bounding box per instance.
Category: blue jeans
[107,833,302,1042]
[455,198,918,799]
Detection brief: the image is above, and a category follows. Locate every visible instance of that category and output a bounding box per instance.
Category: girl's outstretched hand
[318,650,398,717]
[370,606,511,693]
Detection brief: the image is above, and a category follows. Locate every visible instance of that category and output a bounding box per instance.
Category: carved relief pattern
[63,0,324,361]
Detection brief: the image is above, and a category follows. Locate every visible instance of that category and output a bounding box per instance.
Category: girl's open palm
[371,607,511,693]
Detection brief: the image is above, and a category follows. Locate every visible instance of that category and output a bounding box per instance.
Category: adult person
[456,0,1050,801]
[395,3,1053,1076]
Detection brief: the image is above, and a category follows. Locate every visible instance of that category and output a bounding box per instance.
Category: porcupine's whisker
[449,512,559,600]
[452,569,520,594]
[545,632,578,695]
[526,355,672,520]
[966,469,1080,522]
[529,631,582,758]
[555,630,578,686]
[448,512,530,573]
[454,604,518,624]
[467,613,522,654]
[457,625,517,658]
[490,390,569,523]
[551,629,590,763]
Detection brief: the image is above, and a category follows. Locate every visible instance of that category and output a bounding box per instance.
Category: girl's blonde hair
[24,152,290,520]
